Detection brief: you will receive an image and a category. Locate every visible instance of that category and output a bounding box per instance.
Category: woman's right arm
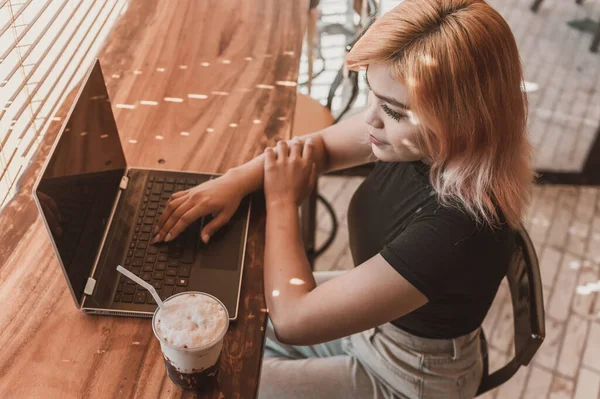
[228,110,373,196]
[155,111,373,243]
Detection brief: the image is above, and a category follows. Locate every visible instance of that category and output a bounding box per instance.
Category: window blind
[0,0,127,209]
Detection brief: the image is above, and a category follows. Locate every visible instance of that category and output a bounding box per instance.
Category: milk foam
[153,293,229,374]
[155,293,228,349]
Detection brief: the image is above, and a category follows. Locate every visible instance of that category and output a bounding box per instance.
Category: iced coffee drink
[152,292,229,390]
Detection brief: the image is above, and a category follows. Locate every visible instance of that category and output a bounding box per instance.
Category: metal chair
[531,0,600,52]
[325,0,378,123]
[295,1,381,266]
[476,227,546,396]
[305,0,364,94]
[299,6,377,265]
[292,94,338,265]
[306,0,324,95]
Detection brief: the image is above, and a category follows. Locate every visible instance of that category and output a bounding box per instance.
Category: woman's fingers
[201,210,233,244]
[302,138,314,162]
[264,146,276,168]
[276,140,288,162]
[163,206,201,243]
[289,137,302,160]
[154,199,196,242]
[154,196,189,241]
[160,191,190,230]
[169,190,188,202]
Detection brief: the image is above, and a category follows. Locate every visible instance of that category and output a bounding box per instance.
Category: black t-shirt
[347,161,515,339]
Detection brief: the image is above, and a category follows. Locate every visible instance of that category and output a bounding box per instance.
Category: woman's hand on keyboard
[153,175,245,244]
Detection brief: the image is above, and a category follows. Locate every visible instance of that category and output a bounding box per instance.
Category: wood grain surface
[0,0,308,397]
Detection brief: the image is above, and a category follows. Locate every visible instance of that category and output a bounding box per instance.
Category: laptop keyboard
[113,174,202,305]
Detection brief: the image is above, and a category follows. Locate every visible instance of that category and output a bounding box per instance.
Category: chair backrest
[509,227,545,366]
[477,227,545,395]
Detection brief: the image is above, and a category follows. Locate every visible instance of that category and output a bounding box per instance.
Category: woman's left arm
[263,139,428,346]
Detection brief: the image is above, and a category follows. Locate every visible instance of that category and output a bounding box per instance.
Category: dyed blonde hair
[346,0,533,229]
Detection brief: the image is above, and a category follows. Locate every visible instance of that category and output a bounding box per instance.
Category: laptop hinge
[84,277,97,295]
[119,175,129,190]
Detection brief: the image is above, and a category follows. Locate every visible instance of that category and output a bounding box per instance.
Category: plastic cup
[152,291,229,390]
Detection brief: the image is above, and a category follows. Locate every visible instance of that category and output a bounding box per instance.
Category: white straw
[116,265,165,309]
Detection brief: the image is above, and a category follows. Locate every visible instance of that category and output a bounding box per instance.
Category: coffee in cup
[152,291,229,390]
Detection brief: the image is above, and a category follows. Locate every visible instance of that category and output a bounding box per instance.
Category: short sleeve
[379,212,477,301]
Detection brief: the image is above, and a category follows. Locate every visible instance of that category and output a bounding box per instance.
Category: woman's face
[364,64,422,162]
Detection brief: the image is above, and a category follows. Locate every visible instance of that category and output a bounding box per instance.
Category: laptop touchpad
[198,196,249,271]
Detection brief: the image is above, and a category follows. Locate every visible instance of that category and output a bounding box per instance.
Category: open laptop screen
[36,61,126,303]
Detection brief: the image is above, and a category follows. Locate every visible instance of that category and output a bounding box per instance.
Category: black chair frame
[476,227,545,395]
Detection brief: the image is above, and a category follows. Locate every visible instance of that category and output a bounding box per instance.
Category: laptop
[32,59,251,320]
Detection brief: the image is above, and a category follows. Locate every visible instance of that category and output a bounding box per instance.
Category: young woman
[154,0,533,397]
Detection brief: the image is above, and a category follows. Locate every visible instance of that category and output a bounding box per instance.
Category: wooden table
[0,1,307,397]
